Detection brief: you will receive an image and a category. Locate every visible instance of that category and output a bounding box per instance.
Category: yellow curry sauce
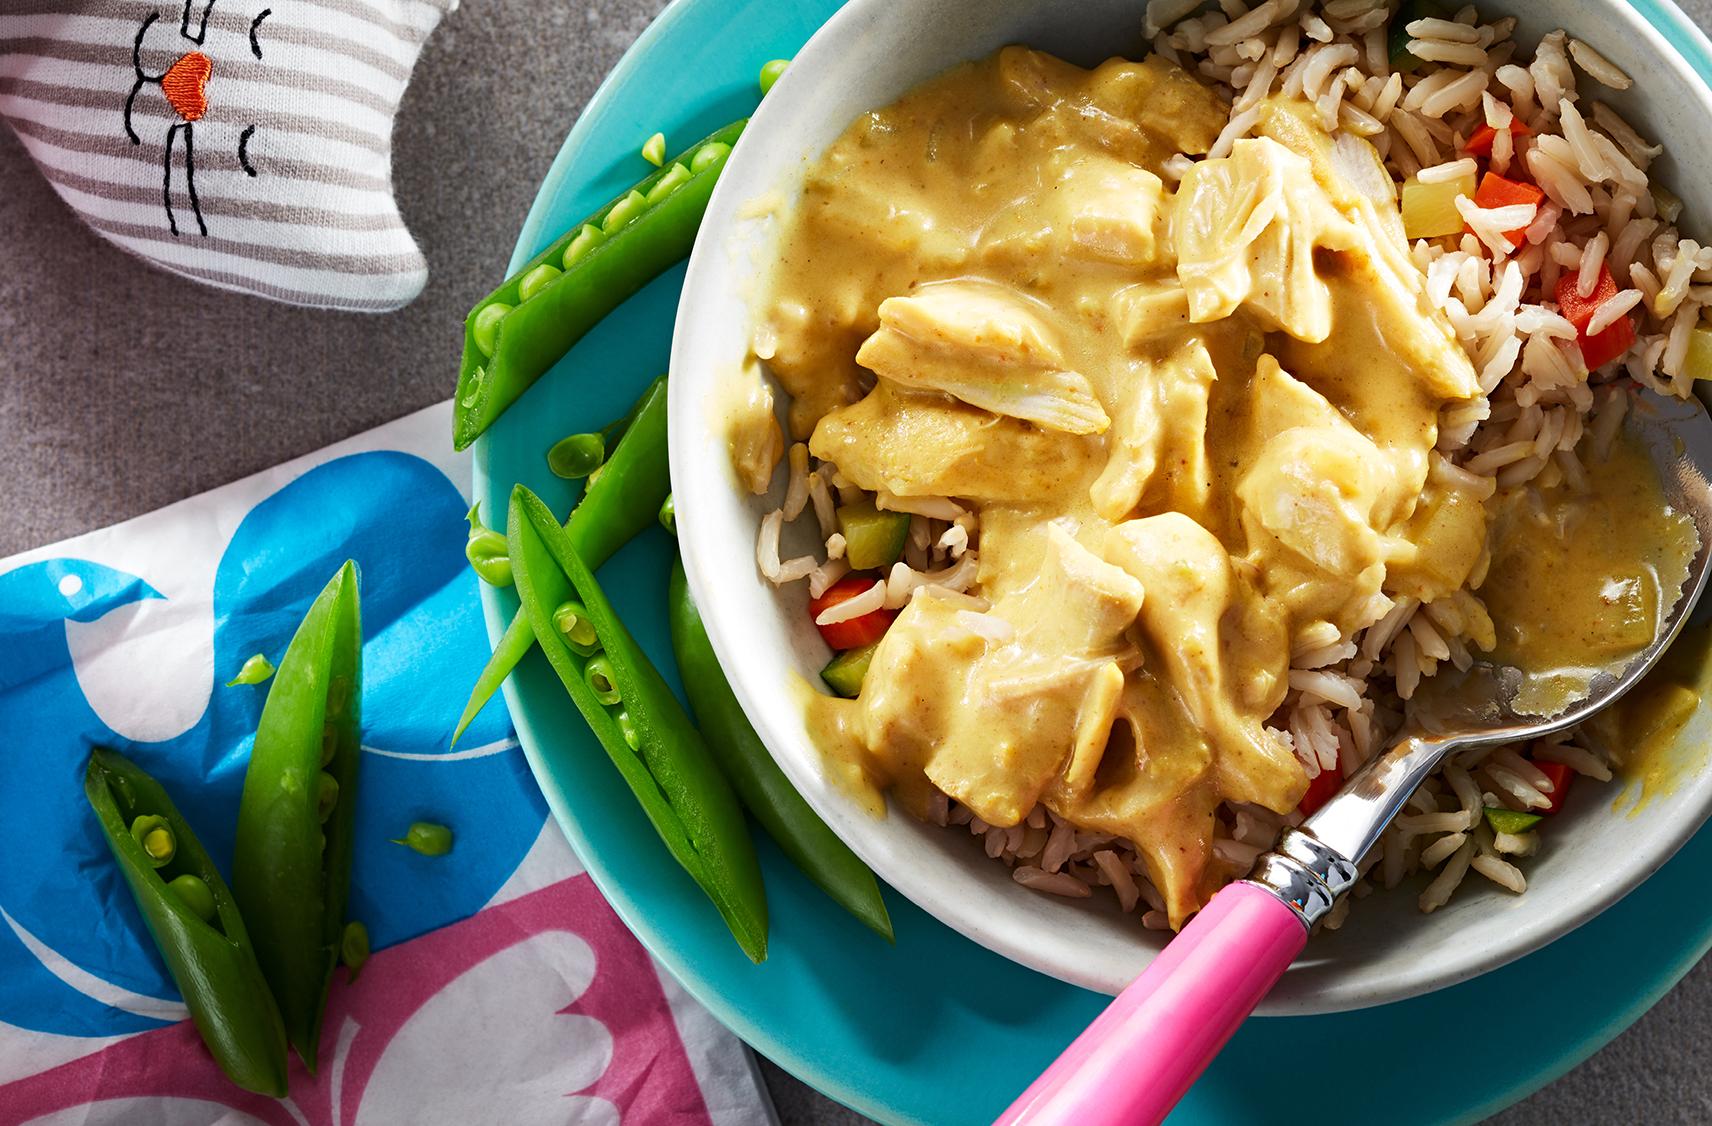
[1481,432,1697,716]
[753,47,1692,926]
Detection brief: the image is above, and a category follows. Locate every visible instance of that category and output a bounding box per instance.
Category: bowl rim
[668,0,1712,1014]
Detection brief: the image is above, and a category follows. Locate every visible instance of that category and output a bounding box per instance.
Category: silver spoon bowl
[1279,386,1712,919]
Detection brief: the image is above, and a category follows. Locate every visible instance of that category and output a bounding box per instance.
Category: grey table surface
[7,0,1712,1122]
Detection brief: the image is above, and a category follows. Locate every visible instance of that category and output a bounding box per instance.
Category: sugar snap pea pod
[508,484,767,961]
[453,609,535,747]
[452,375,672,744]
[667,557,894,942]
[85,748,289,1097]
[452,120,748,450]
[558,375,674,568]
[233,561,362,1072]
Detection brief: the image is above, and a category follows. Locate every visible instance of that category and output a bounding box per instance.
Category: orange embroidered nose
[161,52,212,121]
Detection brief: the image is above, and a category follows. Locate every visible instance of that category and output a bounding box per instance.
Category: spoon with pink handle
[993,387,1712,1126]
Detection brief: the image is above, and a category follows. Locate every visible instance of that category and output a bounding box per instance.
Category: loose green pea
[641,131,666,166]
[759,58,789,94]
[341,920,370,981]
[328,673,352,718]
[316,771,340,824]
[562,224,606,270]
[167,873,217,923]
[517,263,561,303]
[547,432,605,479]
[645,163,692,204]
[473,303,511,358]
[690,142,731,174]
[391,822,453,856]
[130,815,176,868]
[552,600,601,657]
[658,493,676,536]
[465,503,514,587]
[461,365,486,409]
[603,189,648,234]
[615,709,641,751]
[224,653,275,687]
[585,654,622,706]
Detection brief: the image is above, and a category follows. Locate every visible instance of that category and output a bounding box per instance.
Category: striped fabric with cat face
[1,0,454,312]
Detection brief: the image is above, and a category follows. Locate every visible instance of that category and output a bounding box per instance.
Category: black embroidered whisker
[239,125,258,176]
[163,122,181,236]
[250,9,271,59]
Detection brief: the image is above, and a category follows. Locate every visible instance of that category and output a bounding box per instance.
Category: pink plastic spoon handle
[992,881,1308,1126]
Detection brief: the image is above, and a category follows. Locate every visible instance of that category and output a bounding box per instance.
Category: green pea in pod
[233,560,362,1074]
[130,814,177,868]
[169,874,218,923]
[341,921,370,983]
[85,749,289,1096]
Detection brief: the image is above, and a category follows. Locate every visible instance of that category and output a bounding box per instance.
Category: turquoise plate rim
[472,1,1712,1123]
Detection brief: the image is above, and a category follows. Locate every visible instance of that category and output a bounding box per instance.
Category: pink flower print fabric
[0,868,756,1126]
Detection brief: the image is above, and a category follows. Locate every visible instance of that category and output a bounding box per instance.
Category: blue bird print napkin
[0,401,776,1126]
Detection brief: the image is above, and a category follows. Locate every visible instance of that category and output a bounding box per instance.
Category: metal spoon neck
[1299,729,1464,863]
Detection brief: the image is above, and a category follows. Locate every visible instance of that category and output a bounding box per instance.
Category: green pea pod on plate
[667,557,895,942]
[451,120,746,450]
[84,748,289,1097]
[507,483,768,962]
[452,374,672,744]
[233,560,362,1072]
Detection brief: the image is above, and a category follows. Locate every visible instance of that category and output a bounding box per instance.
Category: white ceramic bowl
[669,0,1712,1013]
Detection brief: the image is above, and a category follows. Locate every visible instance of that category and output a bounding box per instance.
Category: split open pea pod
[451,119,747,450]
[233,560,362,1073]
[451,374,672,746]
[507,484,768,962]
[84,748,289,1097]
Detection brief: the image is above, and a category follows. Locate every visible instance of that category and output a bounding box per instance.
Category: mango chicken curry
[749,47,1695,927]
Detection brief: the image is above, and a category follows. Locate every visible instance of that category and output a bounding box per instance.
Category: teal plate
[472,1,1712,1123]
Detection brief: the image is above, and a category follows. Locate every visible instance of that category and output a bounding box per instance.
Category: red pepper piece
[1555,264,1637,370]
[1462,118,1533,157]
[1468,171,1545,248]
[809,573,896,651]
[1530,759,1576,813]
[1579,320,1635,371]
[1297,764,1344,817]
